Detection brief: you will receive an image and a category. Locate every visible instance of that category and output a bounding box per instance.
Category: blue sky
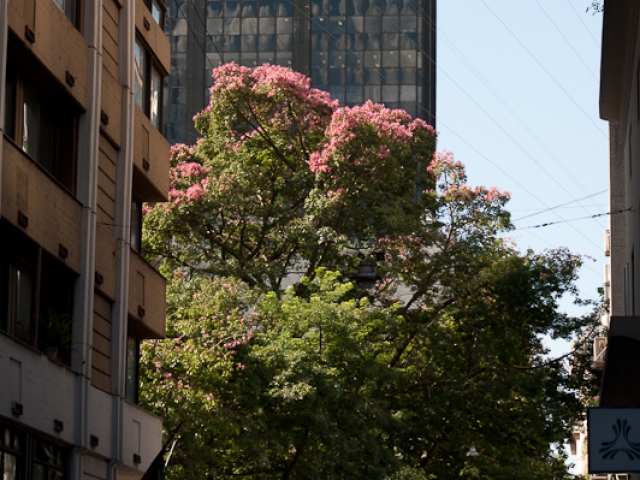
[435,2,605,467]
[437,1,607,320]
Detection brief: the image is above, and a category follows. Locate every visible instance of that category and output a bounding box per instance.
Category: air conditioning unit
[605,229,611,256]
[593,336,607,369]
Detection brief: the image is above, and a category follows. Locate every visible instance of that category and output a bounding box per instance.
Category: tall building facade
[164,0,436,145]
[0,1,170,479]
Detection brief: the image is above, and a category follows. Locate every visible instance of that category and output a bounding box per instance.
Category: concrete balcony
[1,139,82,274]
[128,250,166,339]
[0,332,77,445]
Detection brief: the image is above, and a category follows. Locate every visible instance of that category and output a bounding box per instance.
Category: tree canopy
[141,63,595,480]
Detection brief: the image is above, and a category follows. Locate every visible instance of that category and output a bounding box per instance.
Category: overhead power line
[513,190,607,221]
[479,0,607,138]
[516,208,632,230]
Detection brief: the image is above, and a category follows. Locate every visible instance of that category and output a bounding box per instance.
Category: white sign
[588,408,640,473]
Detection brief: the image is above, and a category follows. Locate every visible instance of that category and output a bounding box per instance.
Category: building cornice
[600,0,636,124]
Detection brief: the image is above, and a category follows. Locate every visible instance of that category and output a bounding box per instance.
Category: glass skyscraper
[164,0,436,145]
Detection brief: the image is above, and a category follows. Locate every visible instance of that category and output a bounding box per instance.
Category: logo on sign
[599,419,640,460]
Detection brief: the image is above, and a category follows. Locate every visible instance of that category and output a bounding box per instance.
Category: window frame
[0,421,69,480]
[135,36,165,131]
[145,0,166,29]
[53,0,83,31]
[4,64,79,195]
[0,222,76,366]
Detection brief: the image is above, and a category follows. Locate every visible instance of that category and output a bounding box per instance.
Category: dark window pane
[259,34,275,50]
[312,17,328,33]
[329,86,344,103]
[224,1,240,16]
[311,33,329,50]
[346,86,363,103]
[382,50,398,67]
[382,33,399,49]
[346,51,363,67]
[258,51,275,63]
[330,51,346,67]
[399,32,417,49]
[242,35,258,52]
[330,17,346,33]
[364,85,380,102]
[364,68,381,84]
[346,67,363,83]
[207,1,223,17]
[400,86,416,102]
[382,67,399,84]
[364,16,381,32]
[278,0,293,16]
[224,17,241,34]
[347,34,364,50]
[400,0,417,15]
[277,17,292,33]
[347,16,363,33]
[364,33,381,50]
[400,16,416,32]
[383,15,399,33]
[125,337,140,403]
[276,34,293,51]
[259,0,275,16]
[400,50,416,67]
[242,17,258,34]
[347,0,367,15]
[364,51,381,68]
[400,67,416,84]
[223,35,240,52]
[242,1,257,16]
[312,0,329,15]
[382,85,398,102]
[312,67,328,86]
[330,0,345,15]
[329,68,344,85]
[259,17,275,33]
[312,51,328,67]
[275,51,292,66]
[366,0,383,14]
[329,34,346,50]
[383,0,398,14]
[4,73,14,139]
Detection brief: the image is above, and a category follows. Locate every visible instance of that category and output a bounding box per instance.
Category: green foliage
[140,64,596,479]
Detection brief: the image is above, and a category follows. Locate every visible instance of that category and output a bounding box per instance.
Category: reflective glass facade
[164,0,436,145]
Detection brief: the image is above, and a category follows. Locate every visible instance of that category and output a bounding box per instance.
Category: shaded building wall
[164,0,437,145]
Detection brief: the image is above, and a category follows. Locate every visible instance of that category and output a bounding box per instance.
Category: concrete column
[70,1,103,479]
[109,0,137,477]
[0,0,9,219]
[610,123,629,317]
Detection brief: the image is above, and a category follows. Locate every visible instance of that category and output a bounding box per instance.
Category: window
[130,198,143,253]
[145,0,165,28]
[53,0,80,28]
[0,222,76,365]
[4,67,78,194]
[135,38,164,130]
[0,422,68,480]
[0,423,24,480]
[125,336,140,403]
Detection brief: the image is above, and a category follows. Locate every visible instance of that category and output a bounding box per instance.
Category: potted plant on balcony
[41,308,73,362]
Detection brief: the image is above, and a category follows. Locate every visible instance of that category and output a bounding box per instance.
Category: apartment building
[163,0,436,145]
[0,1,171,479]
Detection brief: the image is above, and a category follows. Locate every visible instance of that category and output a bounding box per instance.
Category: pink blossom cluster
[308,101,435,174]
[198,63,337,145]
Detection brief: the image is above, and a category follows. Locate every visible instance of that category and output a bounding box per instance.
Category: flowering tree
[141,64,594,480]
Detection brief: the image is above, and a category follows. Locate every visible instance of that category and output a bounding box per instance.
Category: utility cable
[565,0,601,48]
[516,208,631,230]
[418,10,606,228]
[479,0,607,138]
[513,190,607,221]
[532,0,598,81]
